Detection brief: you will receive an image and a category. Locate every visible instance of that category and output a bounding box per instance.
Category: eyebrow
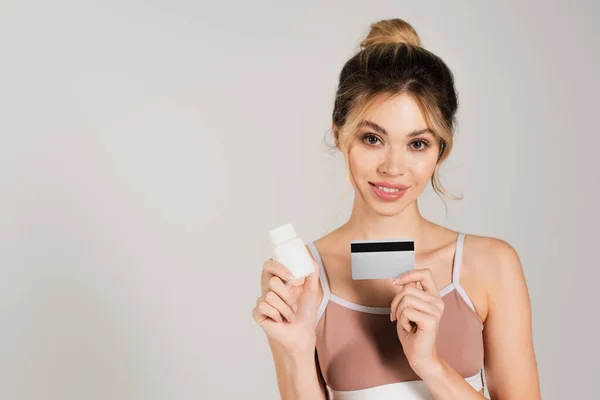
[358,120,434,138]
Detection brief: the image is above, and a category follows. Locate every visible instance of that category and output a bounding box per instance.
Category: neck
[342,201,428,244]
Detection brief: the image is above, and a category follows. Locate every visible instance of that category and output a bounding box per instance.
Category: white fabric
[452,232,477,313]
[327,370,483,400]
[307,241,331,327]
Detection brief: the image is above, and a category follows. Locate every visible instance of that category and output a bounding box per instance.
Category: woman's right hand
[252,258,320,356]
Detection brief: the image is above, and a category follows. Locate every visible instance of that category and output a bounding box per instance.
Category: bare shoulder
[463,233,523,280]
[461,233,526,323]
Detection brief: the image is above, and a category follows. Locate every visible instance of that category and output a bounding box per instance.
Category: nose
[377,146,408,176]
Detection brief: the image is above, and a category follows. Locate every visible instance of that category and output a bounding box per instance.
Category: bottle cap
[268,223,297,247]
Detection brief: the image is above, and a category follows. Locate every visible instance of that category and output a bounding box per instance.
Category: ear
[332,122,341,151]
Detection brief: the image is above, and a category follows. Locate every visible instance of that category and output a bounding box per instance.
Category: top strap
[307,242,331,296]
[452,232,466,285]
[307,241,331,326]
[451,232,477,312]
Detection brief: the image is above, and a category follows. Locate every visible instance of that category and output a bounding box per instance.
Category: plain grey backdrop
[1,0,598,399]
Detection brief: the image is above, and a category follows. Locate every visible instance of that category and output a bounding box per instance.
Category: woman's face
[345,93,441,216]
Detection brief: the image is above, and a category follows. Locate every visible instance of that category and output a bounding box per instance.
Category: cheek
[409,153,438,181]
[348,147,378,173]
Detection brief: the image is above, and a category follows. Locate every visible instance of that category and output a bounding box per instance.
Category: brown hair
[328,18,462,221]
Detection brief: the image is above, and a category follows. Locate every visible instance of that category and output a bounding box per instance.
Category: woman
[252,18,541,400]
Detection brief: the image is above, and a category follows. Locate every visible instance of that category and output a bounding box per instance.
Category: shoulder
[461,233,526,323]
[463,233,523,282]
[463,235,540,398]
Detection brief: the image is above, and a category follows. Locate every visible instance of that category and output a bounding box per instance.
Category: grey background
[1,1,598,399]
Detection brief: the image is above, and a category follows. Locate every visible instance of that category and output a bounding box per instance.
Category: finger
[252,303,282,325]
[391,281,418,292]
[256,300,284,323]
[398,307,437,332]
[390,286,438,319]
[390,289,408,320]
[393,269,438,296]
[252,306,263,323]
[263,258,295,283]
[287,279,304,287]
[252,305,269,324]
[397,307,414,333]
[268,276,299,311]
[264,291,295,322]
[392,294,442,322]
[303,268,320,292]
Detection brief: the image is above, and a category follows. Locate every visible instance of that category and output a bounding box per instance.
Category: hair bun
[360,18,422,49]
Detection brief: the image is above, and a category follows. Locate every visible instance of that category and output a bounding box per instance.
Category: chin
[368,199,410,216]
[375,208,401,217]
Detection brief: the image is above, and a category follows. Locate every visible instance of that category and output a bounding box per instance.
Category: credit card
[350,239,415,280]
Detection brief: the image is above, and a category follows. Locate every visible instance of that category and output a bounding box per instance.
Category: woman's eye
[410,139,430,151]
[362,134,381,146]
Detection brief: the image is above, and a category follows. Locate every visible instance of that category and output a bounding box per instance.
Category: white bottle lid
[268,223,297,247]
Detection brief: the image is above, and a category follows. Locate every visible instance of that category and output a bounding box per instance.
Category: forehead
[363,93,428,133]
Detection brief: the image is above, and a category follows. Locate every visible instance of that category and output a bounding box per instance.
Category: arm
[268,267,328,400]
[414,357,486,399]
[418,238,541,399]
[480,239,541,399]
[269,340,328,400]
[254,257,327,399]
[392,270,488,399]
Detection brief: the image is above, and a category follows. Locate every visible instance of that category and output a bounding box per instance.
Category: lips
[369,181,409,190]
[369,182,409,201]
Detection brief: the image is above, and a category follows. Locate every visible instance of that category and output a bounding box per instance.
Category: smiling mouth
[368,182,410,201]
[370,183,402,193]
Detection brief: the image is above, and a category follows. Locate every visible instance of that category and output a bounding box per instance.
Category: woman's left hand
[391,268,445,376]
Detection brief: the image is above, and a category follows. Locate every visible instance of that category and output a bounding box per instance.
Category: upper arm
[481,239,541,399]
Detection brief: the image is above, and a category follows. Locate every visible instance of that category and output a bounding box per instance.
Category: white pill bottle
[268,223,315,286]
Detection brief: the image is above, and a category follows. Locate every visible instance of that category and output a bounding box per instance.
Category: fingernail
[289,314,296,322]
[292,304,298,312]
[286,273,294,281]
